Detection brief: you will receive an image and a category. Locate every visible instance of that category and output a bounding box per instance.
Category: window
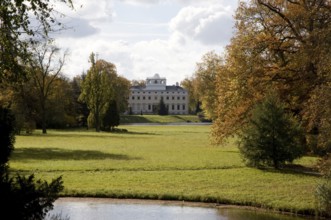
[172,105,175,110]
[177,105,180,110]
[177,96,180,100]
[148,105,151,110]
[148,96,151,100]
[143,96,145,100]
[137,96,140,100]
[166,96,169,100]
[172,96,175,100]
[132,96,135,100]
[183,105,186,110]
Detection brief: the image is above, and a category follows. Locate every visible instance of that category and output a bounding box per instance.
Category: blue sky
[54,0,239,85]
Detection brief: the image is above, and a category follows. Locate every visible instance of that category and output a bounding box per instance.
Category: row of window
[132,91,186,95]
[131,104,186,111]
[131,96,186,100]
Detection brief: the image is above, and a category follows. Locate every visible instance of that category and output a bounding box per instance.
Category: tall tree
[193,51,223,120]
[212,0,331,151]
[79,53,115,132]
[0,0,73,84]
[71,74,89,128]
[27,41,68,134]
[112,76,131,113]
[181,77,201,114]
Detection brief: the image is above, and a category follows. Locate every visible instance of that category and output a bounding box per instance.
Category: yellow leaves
[0,86,14,107]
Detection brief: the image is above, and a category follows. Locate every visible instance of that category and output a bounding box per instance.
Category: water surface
[48,198,310,220]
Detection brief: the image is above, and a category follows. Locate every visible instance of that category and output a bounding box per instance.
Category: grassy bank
[10,125,320,217]
[120,114,201,124]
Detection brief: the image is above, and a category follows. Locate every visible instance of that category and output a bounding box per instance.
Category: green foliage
[0,173,64,220]
[102,100,120,131]
[0,0,73,82]
[182,51,222,118]
[79,53,130,132]
[158,97,168,115]
[239,94,305,169]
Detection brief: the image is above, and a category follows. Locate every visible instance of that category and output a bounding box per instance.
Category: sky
[53,0,239,85]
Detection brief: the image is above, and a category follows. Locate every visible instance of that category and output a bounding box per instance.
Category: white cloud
[170,4,235,45]
[53,0,238,84]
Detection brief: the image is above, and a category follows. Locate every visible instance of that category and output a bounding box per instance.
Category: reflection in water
[218,209,308,220]
[47,199,309,220]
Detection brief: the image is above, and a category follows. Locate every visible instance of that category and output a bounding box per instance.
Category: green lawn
[10,125,320,216]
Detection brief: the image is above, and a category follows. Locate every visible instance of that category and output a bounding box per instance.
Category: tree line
[0,41,131,134]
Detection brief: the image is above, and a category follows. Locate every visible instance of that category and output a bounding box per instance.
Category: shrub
[0,107,64,219]
[0,174,64,220]
[315,172,331,217]
[239,94,305,169]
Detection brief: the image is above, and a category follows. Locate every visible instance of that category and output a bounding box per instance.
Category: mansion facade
[128,74,189,115]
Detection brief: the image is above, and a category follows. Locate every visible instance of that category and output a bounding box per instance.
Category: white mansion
[128,74,189,115]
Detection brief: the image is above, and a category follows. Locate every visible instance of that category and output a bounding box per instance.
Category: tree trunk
[41,100,47,134]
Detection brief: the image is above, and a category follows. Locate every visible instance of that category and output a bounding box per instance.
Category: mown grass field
[10,125,321,217]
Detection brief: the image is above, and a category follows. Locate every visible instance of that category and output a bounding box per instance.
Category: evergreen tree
[102,100,120,131]
[239,94,305,169]
[158,97,168,115]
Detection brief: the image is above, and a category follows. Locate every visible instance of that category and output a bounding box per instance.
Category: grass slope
[10,125,320,217]
[120,115,201,124]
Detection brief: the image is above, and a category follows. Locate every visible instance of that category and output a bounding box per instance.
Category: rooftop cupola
[146,73,166,90]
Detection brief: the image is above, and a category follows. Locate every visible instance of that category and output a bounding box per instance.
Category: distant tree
[239,94,305,169]
[79,53,115,132]
[27,40,68,134]
[102,100,120,131]
[180,77,201,114]
[79,53,131,131]
[112,76,131,113]
[71,74,89,128]
[193,51,223,120]
[131,80,146,88]
[158,97,168,115]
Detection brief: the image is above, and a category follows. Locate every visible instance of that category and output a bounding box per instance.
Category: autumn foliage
[210,0,331,155]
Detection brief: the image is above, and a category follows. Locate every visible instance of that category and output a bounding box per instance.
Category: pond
[47,198,311,220]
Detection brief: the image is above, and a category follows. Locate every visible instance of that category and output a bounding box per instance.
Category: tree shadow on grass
[259,164,321,177]
[11,148,140,161]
